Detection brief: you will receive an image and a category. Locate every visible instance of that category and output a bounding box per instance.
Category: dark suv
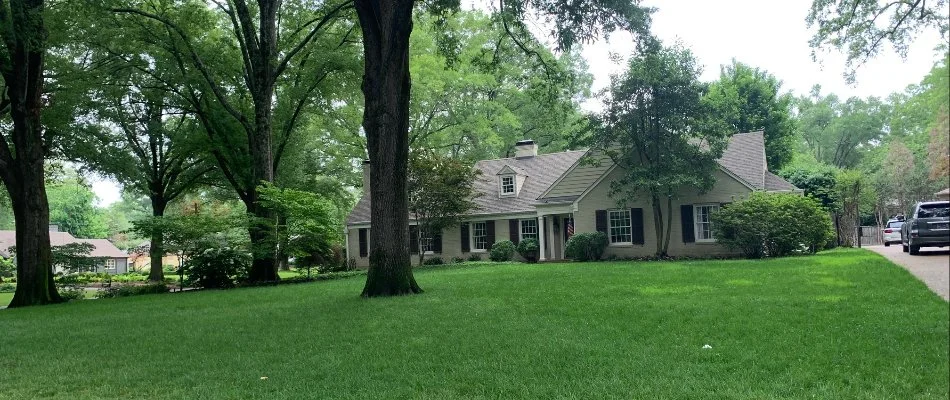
[901,201,950,255]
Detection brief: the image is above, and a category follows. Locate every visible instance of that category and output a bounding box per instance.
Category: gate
[857,226,883,247]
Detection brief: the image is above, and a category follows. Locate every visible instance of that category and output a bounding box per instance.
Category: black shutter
[460,223,470,252]
[433,228,443,253]
[542,217,548,247]
[486,220,496,247]
[681,205,695,243]
[358,228,368,257]
[631,208,644,245]
[509,219,520,244]
[595,210,608,234]
[409,225,419,254]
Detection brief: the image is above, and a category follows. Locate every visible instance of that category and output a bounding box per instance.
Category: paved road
[866,245,949,301]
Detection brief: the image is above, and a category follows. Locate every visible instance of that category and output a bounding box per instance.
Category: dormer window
[501,175,515,195]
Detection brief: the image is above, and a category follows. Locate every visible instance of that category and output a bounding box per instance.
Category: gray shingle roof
[0,231,128,258]
[346,132,799,225]
[346,150,585,225]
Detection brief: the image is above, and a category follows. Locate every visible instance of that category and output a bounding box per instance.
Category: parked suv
[900,201,950,255]
[881,219,903,246]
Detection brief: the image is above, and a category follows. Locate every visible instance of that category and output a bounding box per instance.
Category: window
[105,258,117,270]
[420,228,434,254]
[501,175,515,195]
[694,204,720,242]
[608,209,632,244]
[520,219,538,241]
[918,203,950,218]
[886,221,904,229]
[472,222,488,251]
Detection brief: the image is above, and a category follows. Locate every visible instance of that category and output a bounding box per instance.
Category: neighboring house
[936,188,949,201]
[345,131,801,266]
[0,225,129,274]
[129,242,183,271]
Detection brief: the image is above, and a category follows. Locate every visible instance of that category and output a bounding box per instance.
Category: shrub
[0,282,15,292]
[452,256,466,264]
[711,192,835,259]
[422,257,444,266]
[516,239,540,262]
[565,232,608,261]
[183,246,251,289]
[489,240,516,262]
[96,283,169,299]
[467,254,482,262]
[0,257,14,282]
[58,286,86,301]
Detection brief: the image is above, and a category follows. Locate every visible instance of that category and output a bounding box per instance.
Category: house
[936,188,949,201]
[0,225,130,274]
[129,242,183,271]
[345,131,801,266]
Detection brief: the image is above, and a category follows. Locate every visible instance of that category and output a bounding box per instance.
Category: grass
[0,249,947,399]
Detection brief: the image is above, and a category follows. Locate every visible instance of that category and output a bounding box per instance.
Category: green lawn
[1,249,947,399]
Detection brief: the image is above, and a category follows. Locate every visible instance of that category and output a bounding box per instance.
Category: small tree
[586,40,729,257]
[258,183,341,277]
[407,151,481,265]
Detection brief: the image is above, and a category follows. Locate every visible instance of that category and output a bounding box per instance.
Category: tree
[586,40,729,257]
[704,60,795,170]
[407,151,480,265]
[0,0,62,307]
[104,0,358,282]
[64,63,212,282]
[795,86,889,168]
[807,0,949,81]
[929,112,949,180]
[355,0,652,297]
[258,183,341,275]
[881,140,916,212]
[45,168,109,239]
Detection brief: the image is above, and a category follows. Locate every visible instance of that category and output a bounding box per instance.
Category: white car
[881,220,903,246]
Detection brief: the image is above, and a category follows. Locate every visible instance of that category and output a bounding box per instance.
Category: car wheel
[909,244,920,255]
[884,242,891,247]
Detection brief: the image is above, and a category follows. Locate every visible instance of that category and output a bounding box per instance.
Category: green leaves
[711,192,834,258]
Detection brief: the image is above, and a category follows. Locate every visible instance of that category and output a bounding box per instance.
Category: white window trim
[607,209,633,246]
[105,258,117,270]
[470,221,488,252]
[519,219,538,242]
[499,175,516,197]
[694,204,719,243]
[420,228,435,255]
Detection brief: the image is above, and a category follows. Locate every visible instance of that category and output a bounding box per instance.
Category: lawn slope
[1,249,947,399]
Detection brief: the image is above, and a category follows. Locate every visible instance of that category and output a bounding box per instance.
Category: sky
[89,0,947,207]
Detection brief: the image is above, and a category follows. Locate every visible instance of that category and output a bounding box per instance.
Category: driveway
[866,245,949,301]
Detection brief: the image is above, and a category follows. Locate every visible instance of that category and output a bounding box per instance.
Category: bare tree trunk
[148,198,167,283]
[650,194,667,257]
[7,179,62,307]
[663,196,673,256]
[356,0,421,297]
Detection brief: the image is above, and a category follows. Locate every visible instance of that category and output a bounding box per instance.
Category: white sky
[89,0,947,207]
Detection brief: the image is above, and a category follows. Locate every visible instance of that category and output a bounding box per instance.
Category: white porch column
[538,215,547,261]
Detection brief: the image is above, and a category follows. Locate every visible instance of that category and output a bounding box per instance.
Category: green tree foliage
[704,60,795,170]
[257,183,342,275]
[50,243,101,273]
[409,12,592,160]
[407,151,480,265]
[711,192,834,259]
[45,169,108,239]
[795,86,889,168]
[780,157,840,211]
[807,0,948,81]
[586,40,729,257]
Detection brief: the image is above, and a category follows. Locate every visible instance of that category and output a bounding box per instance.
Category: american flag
[566,218,574,238]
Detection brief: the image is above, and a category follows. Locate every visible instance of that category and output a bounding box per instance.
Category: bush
[516,239,540,262]
[0,257,14,282]
[451,256,466,264]
[96,283,169,299]
[489,240,516,262]
[422,257,444,266]
[0,282,15,292]
[58,286,86,301]
[565,232,608,261]
[711,192,835,259]
[183,246,251,289]
[467,254,482,262]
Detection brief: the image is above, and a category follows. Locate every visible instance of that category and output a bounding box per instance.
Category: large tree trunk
[2,0,61,307]
[7,168,61,307]
[246,198,279,282]
[356,0,421,297]
[650,194,668,258]
[148,198,167,283]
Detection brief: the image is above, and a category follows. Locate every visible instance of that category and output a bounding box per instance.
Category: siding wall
[574,168,752,258]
